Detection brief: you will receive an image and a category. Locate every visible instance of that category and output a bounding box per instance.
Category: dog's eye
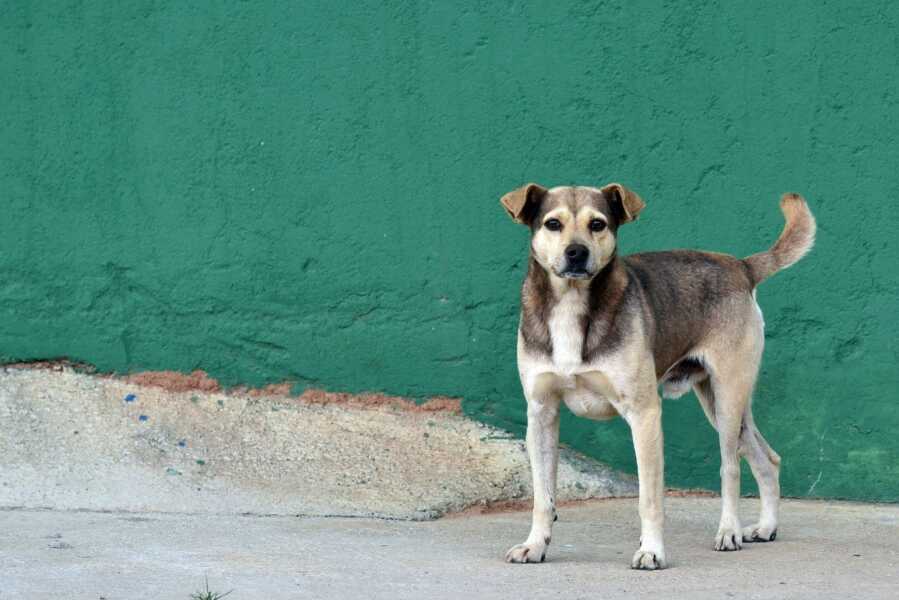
[544,219,562,231]
[589,219,607,232]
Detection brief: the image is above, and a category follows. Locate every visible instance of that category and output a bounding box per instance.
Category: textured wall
[1,2,897,501]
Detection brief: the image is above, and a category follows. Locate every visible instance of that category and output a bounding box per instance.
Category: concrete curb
[0,368,636,520]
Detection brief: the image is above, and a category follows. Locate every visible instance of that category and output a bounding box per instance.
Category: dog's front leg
[506,381,560,564]
[621,391,667,570]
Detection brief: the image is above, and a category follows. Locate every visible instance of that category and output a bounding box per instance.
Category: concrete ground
[2,497,897,599]
[1,367,897,598]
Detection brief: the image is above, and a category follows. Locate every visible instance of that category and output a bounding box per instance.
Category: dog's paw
[742,523,777,542]
[505,540,548,564]
[631,548,667,570]
[714,526,744,551]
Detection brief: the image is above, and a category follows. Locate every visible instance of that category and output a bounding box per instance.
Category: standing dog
[500,183,815,569]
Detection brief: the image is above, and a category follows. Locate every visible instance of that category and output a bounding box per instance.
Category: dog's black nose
[565,244,589,265]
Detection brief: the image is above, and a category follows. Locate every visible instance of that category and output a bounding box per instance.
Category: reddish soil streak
[122,370,221,393]
[664,488,718,498]
[448,497,626,518]
[121,370,462,414]
[296,388,461,414]
[448,489,717,517]
[3,362,462,415]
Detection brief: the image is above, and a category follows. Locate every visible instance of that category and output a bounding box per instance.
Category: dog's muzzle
[560,243,591,279]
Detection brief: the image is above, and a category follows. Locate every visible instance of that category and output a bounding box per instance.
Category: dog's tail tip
[780,191,807,214]
[744,193,816,286]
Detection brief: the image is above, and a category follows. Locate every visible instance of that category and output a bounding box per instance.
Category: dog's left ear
[601,183,645,224]
[500,183,547,226]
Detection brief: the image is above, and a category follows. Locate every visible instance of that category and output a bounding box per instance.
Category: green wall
[2,2,897,501]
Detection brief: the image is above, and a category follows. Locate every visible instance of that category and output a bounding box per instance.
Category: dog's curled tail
[743,193,816,286]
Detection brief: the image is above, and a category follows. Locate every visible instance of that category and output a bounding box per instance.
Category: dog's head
[500,183,645,280]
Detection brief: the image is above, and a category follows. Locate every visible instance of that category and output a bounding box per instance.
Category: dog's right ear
[500,183,547,226]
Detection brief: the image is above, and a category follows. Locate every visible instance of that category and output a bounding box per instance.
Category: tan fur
[500,183,548,224]
[530,189,617,279]
[501,183,815,569]
[744,193,817,285]
[600,182,646,223]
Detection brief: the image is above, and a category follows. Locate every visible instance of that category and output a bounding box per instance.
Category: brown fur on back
[624,250,754,376]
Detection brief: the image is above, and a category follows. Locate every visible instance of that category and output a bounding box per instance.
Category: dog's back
[624,193,816,377]
[624,250,755,376]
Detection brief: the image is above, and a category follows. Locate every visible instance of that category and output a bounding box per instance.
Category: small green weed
[190,576,233,600]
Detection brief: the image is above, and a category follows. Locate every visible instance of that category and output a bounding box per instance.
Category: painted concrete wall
[2,2,897,501]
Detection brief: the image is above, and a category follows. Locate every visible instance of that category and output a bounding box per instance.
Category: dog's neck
[520,254,630,361]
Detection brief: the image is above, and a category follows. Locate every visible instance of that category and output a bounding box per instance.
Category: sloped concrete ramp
[0,367,635,519]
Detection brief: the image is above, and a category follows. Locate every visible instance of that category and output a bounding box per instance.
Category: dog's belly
[559,371,621,421]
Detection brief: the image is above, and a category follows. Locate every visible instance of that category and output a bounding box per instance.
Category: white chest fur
[548,288,588,371]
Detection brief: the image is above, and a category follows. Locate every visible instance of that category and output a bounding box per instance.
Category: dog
[500,183,815,569]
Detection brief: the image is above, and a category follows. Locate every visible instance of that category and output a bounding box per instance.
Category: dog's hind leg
[698,375,780,544]
[739,409,781,542]
[697,307,779,546]
[709,375,749,551]
[693,377,717,429]
[696,346,761,551]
